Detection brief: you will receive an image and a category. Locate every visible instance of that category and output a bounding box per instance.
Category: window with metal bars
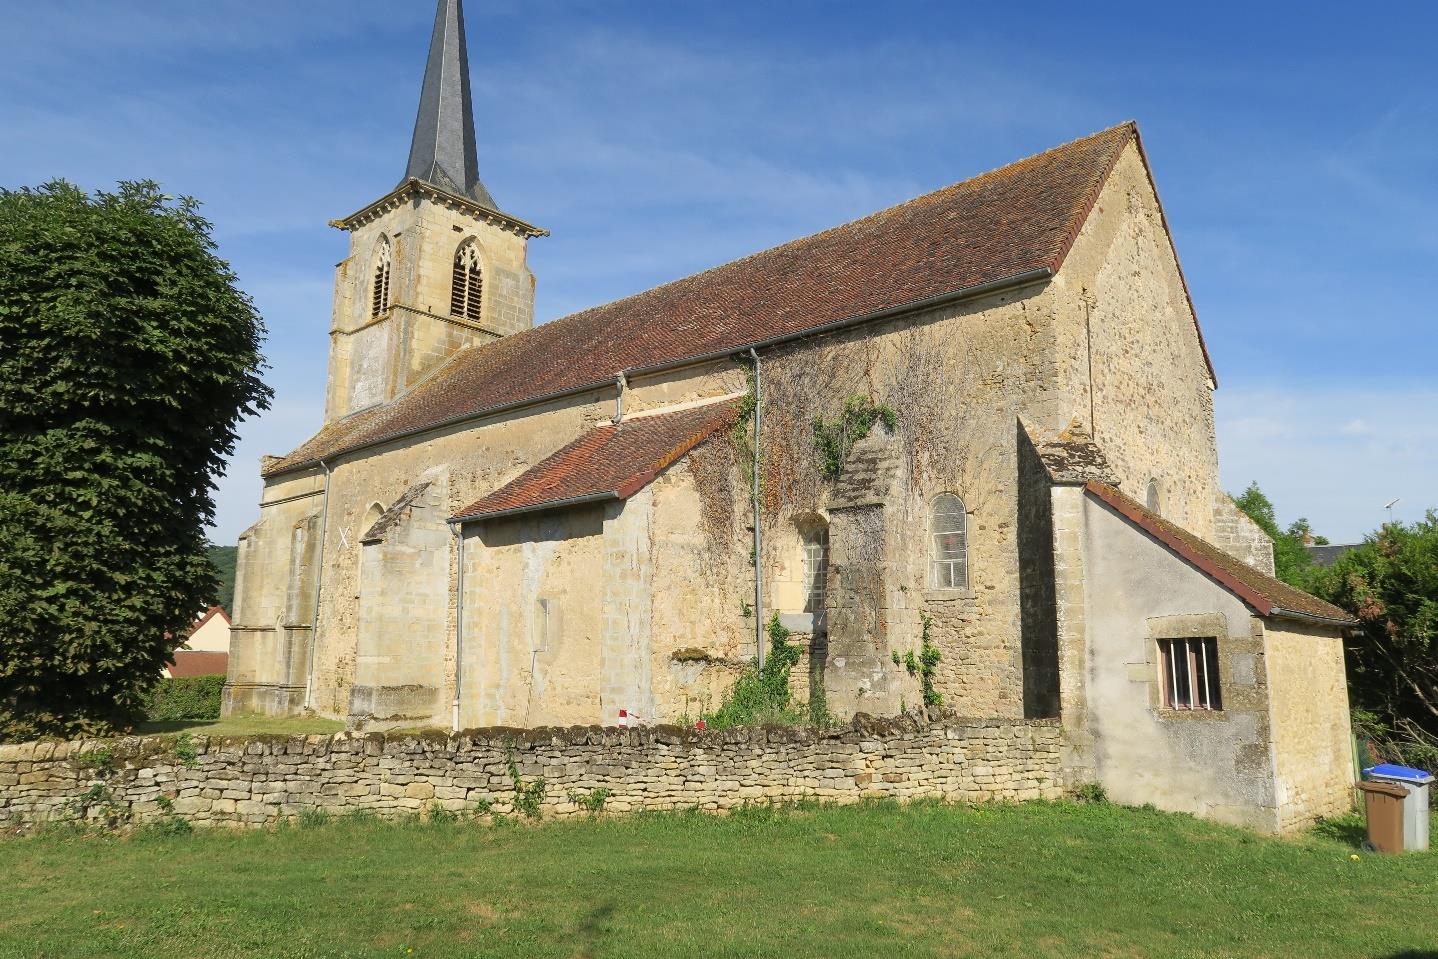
[803,527,829,632]
[369,238,392,319]
[1159,637,1222,710]
[450,240,483,321]
[931,493,968,589]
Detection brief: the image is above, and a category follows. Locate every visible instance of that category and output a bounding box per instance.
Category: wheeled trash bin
[1363,764,1433,852]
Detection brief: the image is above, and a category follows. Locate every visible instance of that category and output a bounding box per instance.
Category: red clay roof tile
[268,123,1147,476]
[165,650,230,678]
[453,399,743,521]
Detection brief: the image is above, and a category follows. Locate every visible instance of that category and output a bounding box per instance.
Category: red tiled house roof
[454,399,743,521]
[165,651,230,678]
[185,605,229,637]
[1085,482,1356,626]
[268,122,1196,476]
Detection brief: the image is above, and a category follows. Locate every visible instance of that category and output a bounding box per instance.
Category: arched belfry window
[370,238,392,319]
[450,239,483,321]
[1146,478,1161,514]
[931,494,968,590]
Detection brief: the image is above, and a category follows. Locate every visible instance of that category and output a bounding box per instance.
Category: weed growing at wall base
[704,614,807,729]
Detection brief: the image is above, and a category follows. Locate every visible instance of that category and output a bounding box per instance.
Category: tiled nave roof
[268,122,1153,476]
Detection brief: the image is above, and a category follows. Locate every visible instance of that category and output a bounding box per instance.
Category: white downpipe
[748,348,764,669]
[303,459,332,711]
[451,521,466,732]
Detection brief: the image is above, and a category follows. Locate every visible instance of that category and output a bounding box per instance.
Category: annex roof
[1085,482,1356,626]
[270,121,1197,476]
[452,398,744,522]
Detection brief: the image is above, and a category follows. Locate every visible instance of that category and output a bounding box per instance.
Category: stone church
[225,0,1358,830]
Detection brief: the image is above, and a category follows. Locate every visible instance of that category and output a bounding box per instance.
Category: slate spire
[403,0,499,210]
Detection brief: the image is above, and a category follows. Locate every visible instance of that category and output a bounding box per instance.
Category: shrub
[145,675,224,722]
[704,615,806,729]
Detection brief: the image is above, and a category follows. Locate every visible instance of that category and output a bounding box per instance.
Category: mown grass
[1,800,1434,959]
[132,715,345,738]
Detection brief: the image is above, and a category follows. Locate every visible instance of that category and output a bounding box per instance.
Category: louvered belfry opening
[370,239,392,319]
[450,240,483,321]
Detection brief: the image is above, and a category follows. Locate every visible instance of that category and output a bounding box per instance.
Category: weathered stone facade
[222,18,1354,834]
[0,714,1062,829]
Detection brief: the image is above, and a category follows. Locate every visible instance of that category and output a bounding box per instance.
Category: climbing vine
[893,612,943,707]
[705,614,806,729]
[812,395,898,479]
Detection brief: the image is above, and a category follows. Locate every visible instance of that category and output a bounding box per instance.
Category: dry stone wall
[0,714,1062,830]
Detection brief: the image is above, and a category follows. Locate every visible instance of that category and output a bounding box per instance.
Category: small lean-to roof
[1085,482,1356,626]
[453,399,743,522]
[268,122,1168,477]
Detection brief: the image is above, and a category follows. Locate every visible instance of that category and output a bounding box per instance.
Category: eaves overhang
[330,178,548,238]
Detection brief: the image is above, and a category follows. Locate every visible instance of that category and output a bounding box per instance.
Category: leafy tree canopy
[207,544,238,613]
[1230,482,1322,591]
[1322,513,1438,743]
[0,180,270,740]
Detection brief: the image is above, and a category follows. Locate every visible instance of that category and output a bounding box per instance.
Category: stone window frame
[777,512,830,636]
[369,236,393,319]
[1144,613,1230,720]
[802,525,829,633]
[449,237,484,322]
[929,493,969,591]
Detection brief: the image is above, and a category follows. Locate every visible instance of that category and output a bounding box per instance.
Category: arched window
[369,238,392,319]
[361,502,385,540]
[931,494,968,589]
[803,524,829,633]
[1146,478,1161,513]
[450,239,483,321]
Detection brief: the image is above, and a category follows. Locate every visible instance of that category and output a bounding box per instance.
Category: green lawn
[132,715,345,738]
[1,800,1433,959]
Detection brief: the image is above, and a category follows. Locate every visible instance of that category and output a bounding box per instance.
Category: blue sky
[4,1,1434,544]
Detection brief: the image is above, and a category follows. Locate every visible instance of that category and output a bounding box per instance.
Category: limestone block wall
[325,190,536,422]
[1264,621,1355,831]
[461,505,608,728]
[0,715,1063,830]
[1212,493,1277,575]
[752,284,1062,722]
[1052,143,1223,540]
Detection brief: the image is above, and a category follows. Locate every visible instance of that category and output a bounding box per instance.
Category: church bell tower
[323,0,546,423]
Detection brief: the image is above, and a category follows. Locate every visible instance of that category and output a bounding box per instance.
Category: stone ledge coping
[0,712,1061,763]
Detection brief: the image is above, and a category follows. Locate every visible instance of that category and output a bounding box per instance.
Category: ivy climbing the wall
[813,395,898,479]
[705,614,806,729]
[893,612,943,707]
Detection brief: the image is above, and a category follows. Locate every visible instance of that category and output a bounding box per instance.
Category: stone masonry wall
[0,714,1061,830]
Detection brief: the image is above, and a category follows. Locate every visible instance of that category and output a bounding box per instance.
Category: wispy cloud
[1216,384,1438,542]
[3,2,1434,542]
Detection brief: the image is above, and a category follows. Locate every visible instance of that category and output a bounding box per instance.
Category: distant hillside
[207,545,237,613]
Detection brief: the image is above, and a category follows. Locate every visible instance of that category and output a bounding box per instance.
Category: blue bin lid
[1364,764,1436,785]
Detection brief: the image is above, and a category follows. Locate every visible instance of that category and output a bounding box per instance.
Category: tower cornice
[329,178,548,238]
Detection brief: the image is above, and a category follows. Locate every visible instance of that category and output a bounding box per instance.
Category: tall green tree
[1230,482,1320,590]
[1321,514,1438,742]
[0,181,270,740]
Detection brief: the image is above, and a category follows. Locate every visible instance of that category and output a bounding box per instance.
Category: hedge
[145,675,224,722]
